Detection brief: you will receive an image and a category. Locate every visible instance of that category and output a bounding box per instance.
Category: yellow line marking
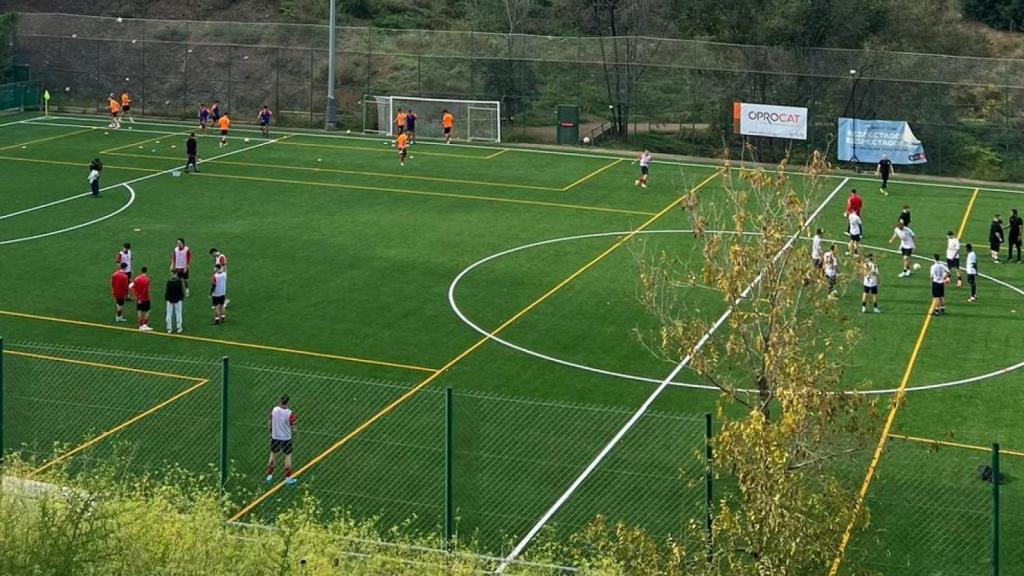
[0,128,94,151]
[104,151,563,191]
[0,310,438,374]
[0,155,162,173]
[6,350,203,383]
[561,158,625,191]
[828,188,980,576]
[888,434,1024,458]
[228,167,725,523]
[194,172,657,217]
[278,139,494,160]
[31,379,211,476]
[485,148,510,159]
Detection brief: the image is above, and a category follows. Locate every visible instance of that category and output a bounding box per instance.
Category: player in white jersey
[861,253,880,313]
[266,395,298,486]
[209,247,230,308]
[823,244,839,297]
[946,231,963,288]
[929,254,950,316]
[116,242,133,279]
[634,150,652,188]
[847,212,863,256]
[170,238,192,297]
[965,243,978,302]
[811,228,824,270]
[889,221,916,277]
[211,264,227,325]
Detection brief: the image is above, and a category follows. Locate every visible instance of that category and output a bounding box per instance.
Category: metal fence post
[993,442,1001,576]
[445,386,454,550]
[705,412,713,562]
[220,356,229,488]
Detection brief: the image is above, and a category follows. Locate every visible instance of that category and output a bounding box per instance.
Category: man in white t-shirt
[266,395,298,486]
[812,228,824,270]
[965,243,978,303]
[861,253,880,313]
[890,221,916,277]
[929,254,950,316]
[946,231,963,288]
[847,212,863,256]
[823,244,839,298]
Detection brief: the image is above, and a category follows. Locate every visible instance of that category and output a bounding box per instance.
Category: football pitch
[2,112,1024,570]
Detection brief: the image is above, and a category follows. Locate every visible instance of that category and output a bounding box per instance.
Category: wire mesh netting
[13,13,1024,179]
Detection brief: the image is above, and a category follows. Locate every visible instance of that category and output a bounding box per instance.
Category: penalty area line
[493,176,850,573]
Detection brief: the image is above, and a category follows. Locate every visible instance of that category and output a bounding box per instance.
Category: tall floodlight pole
[325,0,338,130]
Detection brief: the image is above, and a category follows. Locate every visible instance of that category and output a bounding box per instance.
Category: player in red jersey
[111,262,130,323]
[170,238,193,297]
[130,266,153,331]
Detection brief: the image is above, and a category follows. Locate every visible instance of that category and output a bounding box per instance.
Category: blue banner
[837,118,927,165]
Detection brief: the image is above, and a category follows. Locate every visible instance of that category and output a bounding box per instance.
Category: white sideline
[0,115,45,128]
[0,136,281,245]
[492,177,850,574]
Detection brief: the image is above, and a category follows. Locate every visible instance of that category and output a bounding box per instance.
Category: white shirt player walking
[946,232,963,286]
[929,256,950,316]
[634,150,652,189]
[170,238,193,296]
[847,213,863,255]
[890,222,916,277]
[965,244,979,302]
[266,395,298,486]
[211,265,228,325]
[116,243,133,278]
[861,254,880,313]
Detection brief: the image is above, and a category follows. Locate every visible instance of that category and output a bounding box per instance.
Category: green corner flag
[43,89,51,101]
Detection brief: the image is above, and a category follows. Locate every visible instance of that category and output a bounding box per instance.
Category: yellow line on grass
[6,350,204,383]
[228,167,725,523]
[0,128,94,151]
[103,151,563,191]
[888,434,1024,458]
[100,130,188,154]
[561,158,625,191]
[0,155,162,172]
[485,148,510,159]
[828,188,980,576]
[194,172,656,217]
[31,378,212,476]
[0,310,438,374]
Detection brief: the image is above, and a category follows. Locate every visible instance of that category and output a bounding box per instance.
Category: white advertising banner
[733,102,808,140]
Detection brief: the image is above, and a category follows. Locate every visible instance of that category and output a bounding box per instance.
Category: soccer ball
[116,17,123,23]
[582,136,591,145]
[912,263,921,271]
[244,138,250,143]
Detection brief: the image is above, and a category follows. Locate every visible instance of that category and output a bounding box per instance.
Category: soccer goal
[362,95,502,142]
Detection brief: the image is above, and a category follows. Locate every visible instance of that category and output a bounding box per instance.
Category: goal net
[362,95,501,142]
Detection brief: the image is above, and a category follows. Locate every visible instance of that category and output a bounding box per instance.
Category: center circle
[447,229,1024,395]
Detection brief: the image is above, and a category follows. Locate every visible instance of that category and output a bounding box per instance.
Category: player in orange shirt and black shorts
[396,132,410,166]
[442,110,454,144]
[120,90,134,123]
[394,109,407,135]
[108,94,121,129]
[218,114,231,148]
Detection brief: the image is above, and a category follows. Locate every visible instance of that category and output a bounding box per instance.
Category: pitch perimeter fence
[11,13,1024,180]
[0,339,710,558]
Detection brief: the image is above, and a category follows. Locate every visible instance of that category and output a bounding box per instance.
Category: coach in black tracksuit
[1008,209,1023,262]
[185,133,199,173]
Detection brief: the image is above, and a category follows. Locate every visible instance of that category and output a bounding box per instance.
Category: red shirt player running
[111,263,130,323]
[170,238,193,296]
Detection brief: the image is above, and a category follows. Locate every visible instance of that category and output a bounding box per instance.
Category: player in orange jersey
[396,131,410,166]
[107,94,121,129]
[218,114,231,147]
[441,109,454,143]
[394,108,408,136]
[120,90,134,123]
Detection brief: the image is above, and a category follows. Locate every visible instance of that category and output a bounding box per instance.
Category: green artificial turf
[3,112,1024,569]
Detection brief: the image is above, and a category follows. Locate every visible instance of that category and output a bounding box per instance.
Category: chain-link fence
[846,435,1024,576]
[0,339,711,558]
[11,12,1024,180]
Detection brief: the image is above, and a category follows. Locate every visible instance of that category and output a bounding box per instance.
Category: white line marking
[0,136,281,244]
[22,119,273,141]
[0,116,45,128]
[0,192,92,221]
[0,184,136,246]
[451,230,1024,396]
[30,114,1024,195]
[493,178,850,573]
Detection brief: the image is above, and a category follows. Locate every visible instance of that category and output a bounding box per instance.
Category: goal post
[361,95,501,142]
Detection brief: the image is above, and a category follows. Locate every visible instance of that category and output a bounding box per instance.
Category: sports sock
[266,464,275,475]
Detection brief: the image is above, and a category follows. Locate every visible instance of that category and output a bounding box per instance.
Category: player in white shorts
[862,253,880,313]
